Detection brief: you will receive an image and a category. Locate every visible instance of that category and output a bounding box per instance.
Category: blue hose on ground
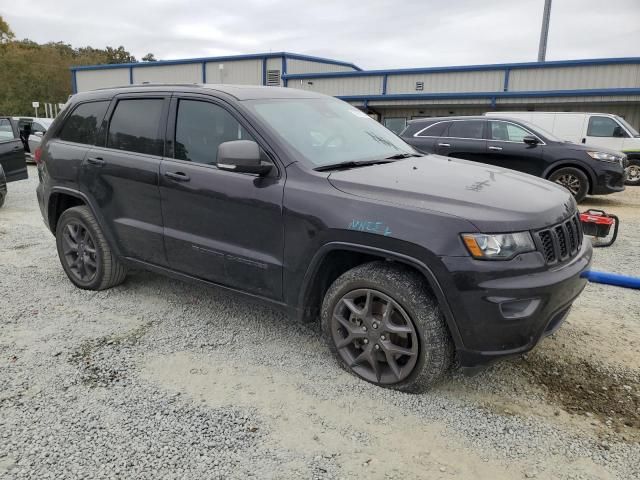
[581,270,640,290]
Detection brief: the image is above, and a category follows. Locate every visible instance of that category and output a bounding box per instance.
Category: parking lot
[1,166,638,479]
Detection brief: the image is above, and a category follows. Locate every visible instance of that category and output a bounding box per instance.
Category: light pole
[538,0,552,62]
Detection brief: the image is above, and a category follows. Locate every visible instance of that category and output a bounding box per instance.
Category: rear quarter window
[58,101,110,145]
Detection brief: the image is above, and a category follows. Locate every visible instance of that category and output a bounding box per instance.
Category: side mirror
[523,136,539,145]
[613,126,627,138]
[216,140,272,175]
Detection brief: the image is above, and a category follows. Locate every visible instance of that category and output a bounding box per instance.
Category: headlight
[586,151,622,163]
[461,232,536,260]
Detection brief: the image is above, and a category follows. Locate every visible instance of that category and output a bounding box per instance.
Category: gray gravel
[1,168,639,479]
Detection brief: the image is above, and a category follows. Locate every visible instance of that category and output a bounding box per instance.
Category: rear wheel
[625,158,640,186]
[0,165,6,208]
[549,167,589,202]
[56,206,127,290]
[321,261,453,393]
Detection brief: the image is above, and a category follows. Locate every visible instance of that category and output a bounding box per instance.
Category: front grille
[535,213,583,265]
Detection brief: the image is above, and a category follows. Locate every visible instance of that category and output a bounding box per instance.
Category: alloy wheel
[61,222,98,282]
[627,165,640,183]
[331,289,419,385]
[555,173,581,196]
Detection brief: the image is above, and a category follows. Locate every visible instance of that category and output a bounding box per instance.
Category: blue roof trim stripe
[337,88,640,102]
[70,51,360,72]
[282,57,640,79]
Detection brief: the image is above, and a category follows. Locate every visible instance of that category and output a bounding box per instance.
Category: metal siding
[204,59,262,85]
[266,57,283,86]
[288,76,383,96]
[75,68,130,92]
[286,59,356,74]
[509,64,640,91]
[386,70,504,94]
[132,63,201,84]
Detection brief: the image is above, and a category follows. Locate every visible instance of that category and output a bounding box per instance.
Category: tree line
[0,16,156,116]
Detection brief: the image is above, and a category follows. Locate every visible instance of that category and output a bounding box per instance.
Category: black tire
[548,167,589,202]
[321,261,454,393]
[55,205,127,290]
[0,192,5,209]
[625,158,640,186]
[0,165,6,208]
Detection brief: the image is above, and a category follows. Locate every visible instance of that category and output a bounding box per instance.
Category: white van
[485,112,640,185]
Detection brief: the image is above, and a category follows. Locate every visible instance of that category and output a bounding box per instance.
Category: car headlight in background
[461,232,536,260]
[586,151,623,164]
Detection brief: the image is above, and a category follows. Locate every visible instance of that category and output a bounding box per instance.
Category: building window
[415,81,424,91]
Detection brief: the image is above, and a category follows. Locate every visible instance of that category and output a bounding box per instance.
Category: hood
[328,155,576,232]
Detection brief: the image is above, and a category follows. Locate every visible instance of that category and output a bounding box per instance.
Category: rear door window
[107,99,164,156]
[447,120,484,139]
[58,101,110,145]
[175,99,254,165]
[0,118,15,141]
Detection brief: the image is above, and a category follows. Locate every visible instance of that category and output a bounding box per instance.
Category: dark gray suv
[36,85,592,392]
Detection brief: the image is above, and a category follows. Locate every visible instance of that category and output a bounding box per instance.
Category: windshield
[519,119,563,142]
[245,98,416,167]
[615,115,640,137]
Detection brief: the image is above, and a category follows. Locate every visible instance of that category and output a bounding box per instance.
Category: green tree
[142,53,157,62]
[0,15,14,43]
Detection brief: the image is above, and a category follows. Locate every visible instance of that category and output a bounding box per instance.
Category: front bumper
[591,163,625,195]
[439,239,592,368]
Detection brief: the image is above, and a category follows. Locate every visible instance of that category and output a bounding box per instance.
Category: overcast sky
[4,0,639,69]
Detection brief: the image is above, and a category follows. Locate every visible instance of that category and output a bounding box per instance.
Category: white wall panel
[509,64,640,91]
[287,59,356,74]
[386,70,504,94]
[205,59,262,85]
[132,63,201,84]
[288,76,383,96]
[75,68,130,92]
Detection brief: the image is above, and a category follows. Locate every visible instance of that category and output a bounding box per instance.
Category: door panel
[484,121,544,175]
[80,147,166,265]
[434,120,487,162]
[159,160,285,299]
[0,118,27,182]
[78,95,168,266]
[159,96,284,300]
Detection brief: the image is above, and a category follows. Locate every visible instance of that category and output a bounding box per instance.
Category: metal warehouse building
[71,53,640,132]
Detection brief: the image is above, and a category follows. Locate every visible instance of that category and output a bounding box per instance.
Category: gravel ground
[1,167,639,479]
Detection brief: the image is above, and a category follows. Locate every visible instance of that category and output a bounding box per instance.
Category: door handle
[581,138,586,144]
[438,143,451,147]
[12,145,21,151]
[165,171,190,182]
[488,146,503,151]
[87,157,105,166]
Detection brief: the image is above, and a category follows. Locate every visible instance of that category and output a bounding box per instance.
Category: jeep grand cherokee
[35,85,592,392]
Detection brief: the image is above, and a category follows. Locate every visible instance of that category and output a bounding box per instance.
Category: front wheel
[625,158,640,186]
[321,261,453,393]
[548,167,589,202]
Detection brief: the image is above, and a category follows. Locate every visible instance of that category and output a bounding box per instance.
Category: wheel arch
[296,242,464,348]
[543,161,595,194]
[47,187,122,257]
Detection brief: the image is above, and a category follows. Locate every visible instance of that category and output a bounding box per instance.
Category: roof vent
[266,70,281,86]
[415,81,424,91]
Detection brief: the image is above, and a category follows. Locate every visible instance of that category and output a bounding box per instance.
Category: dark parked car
[0,116,28,207]
[400,116,626,202]
[36,85,592,392]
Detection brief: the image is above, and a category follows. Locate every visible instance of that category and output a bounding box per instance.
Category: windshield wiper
[385,152,423,159]
[314,159,396,172]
